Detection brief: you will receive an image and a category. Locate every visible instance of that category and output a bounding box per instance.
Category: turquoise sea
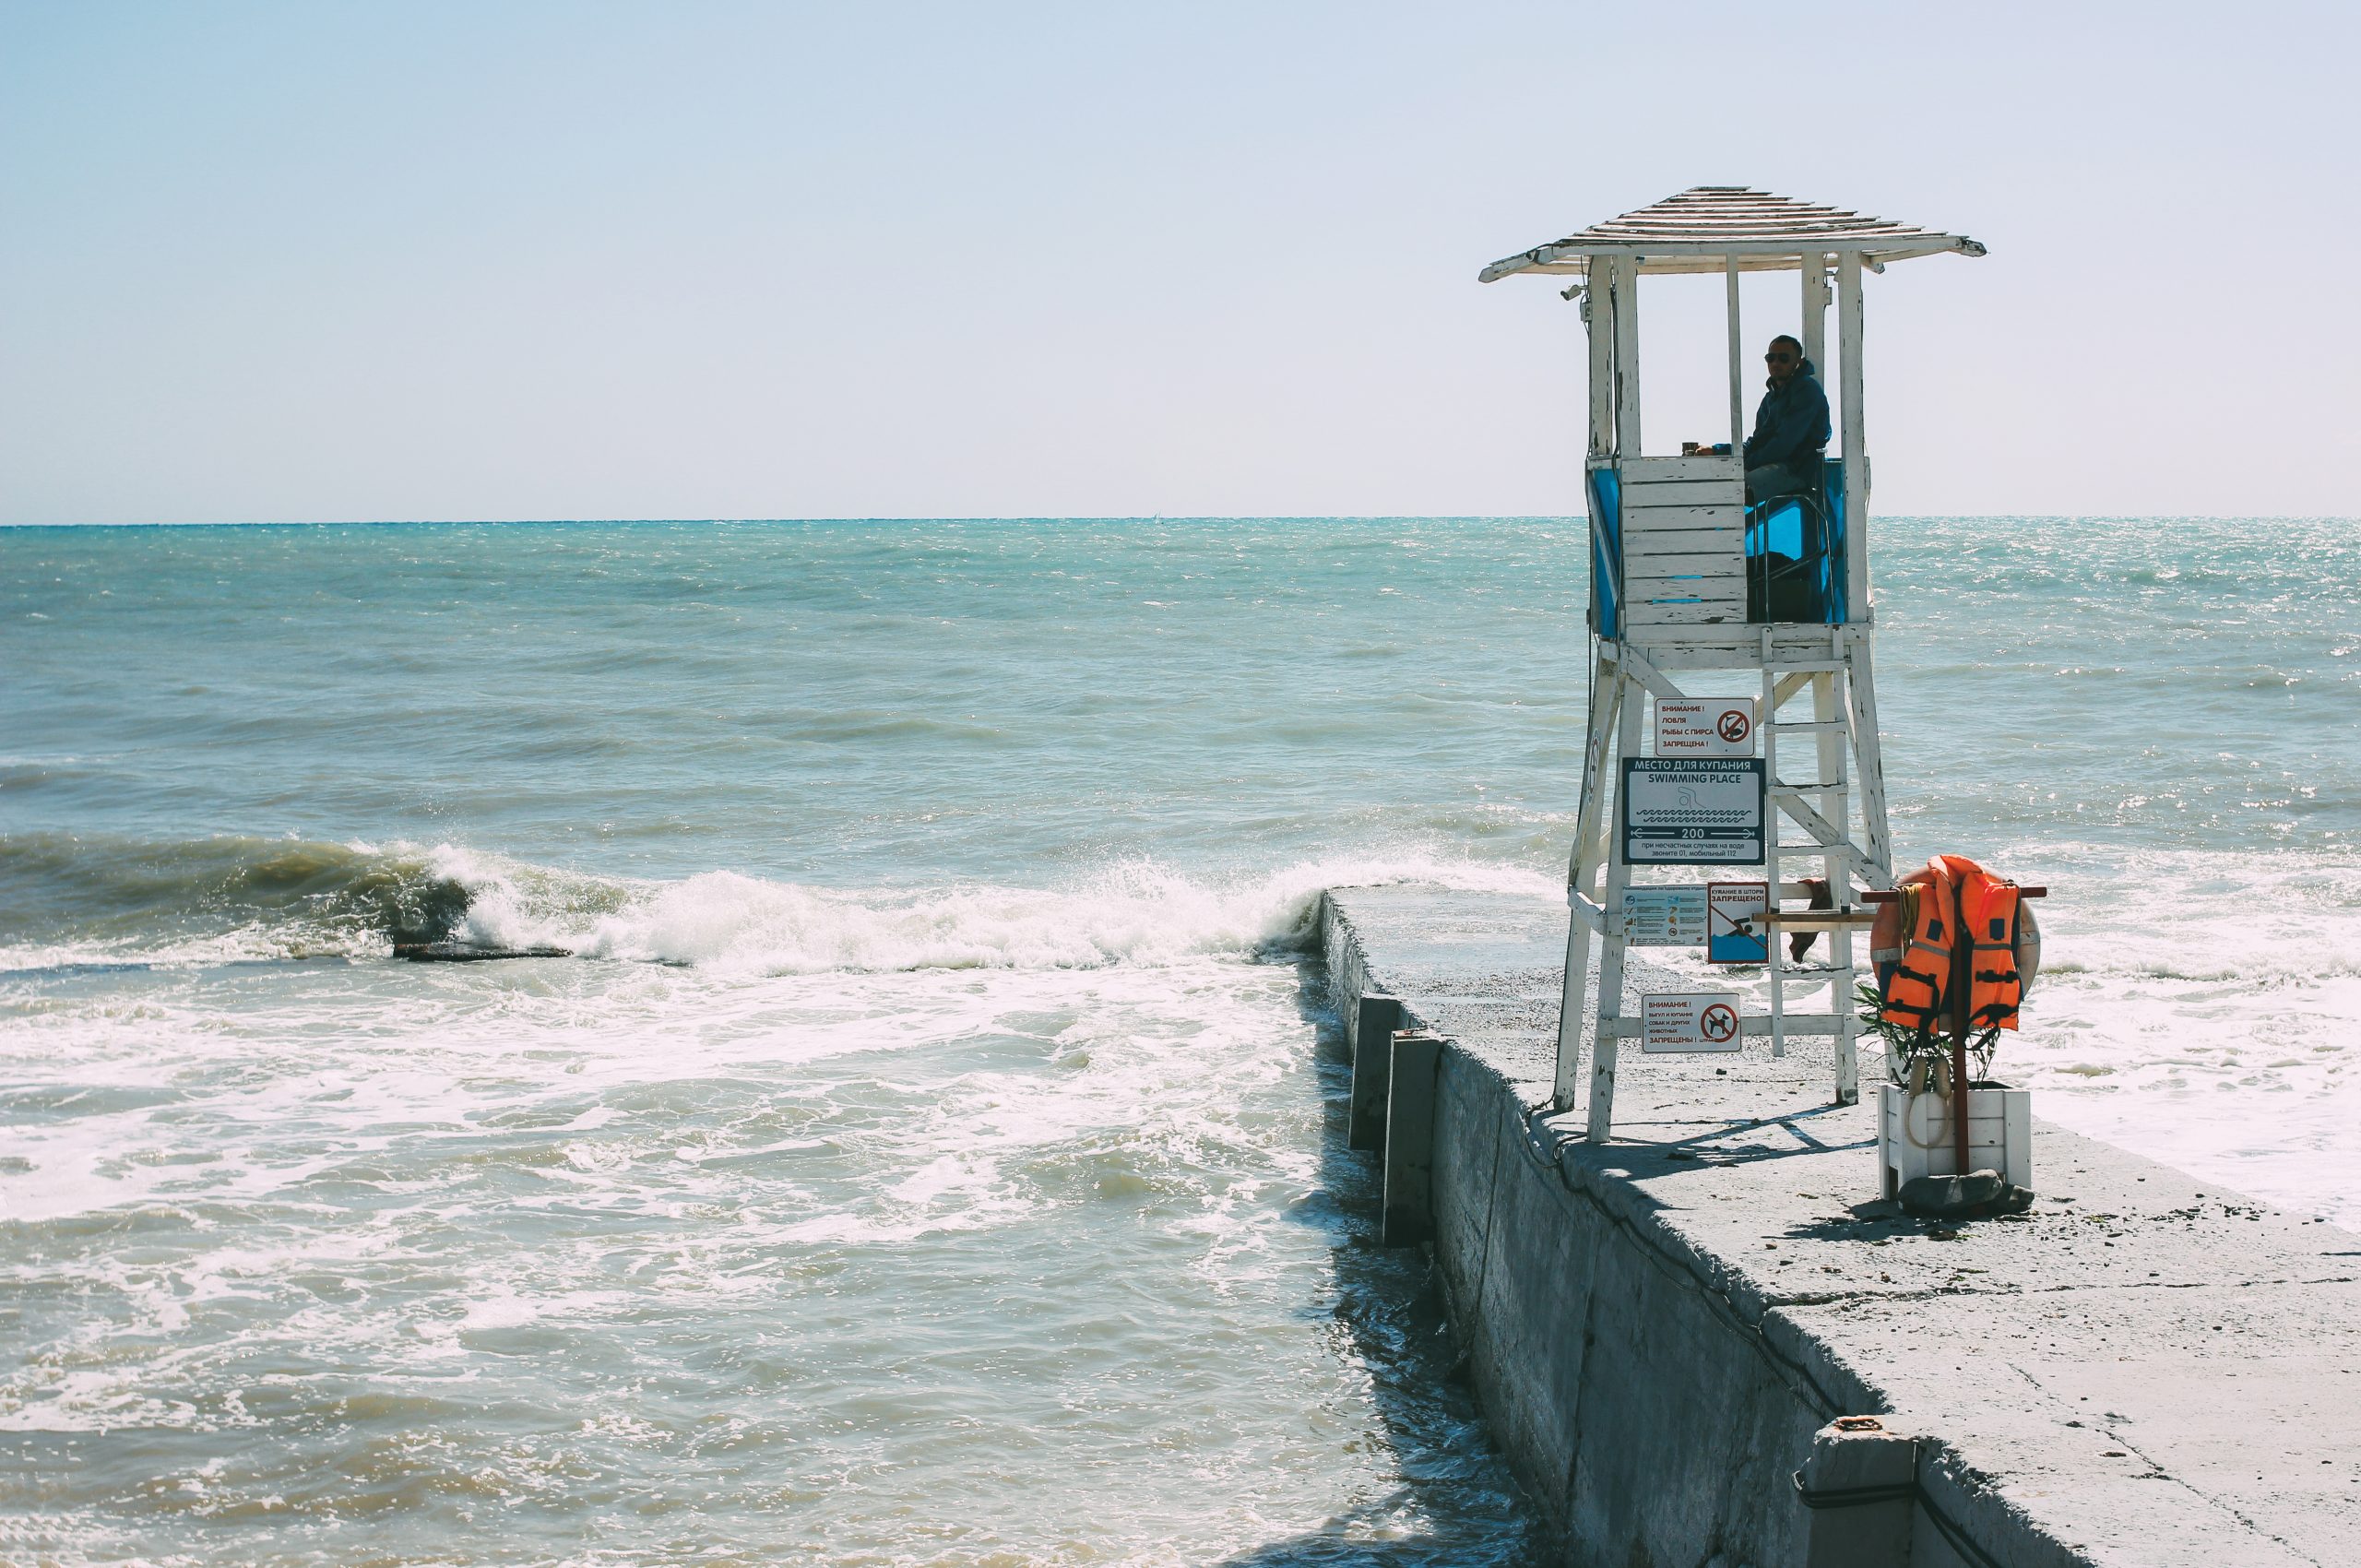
[3,517,2357,1565]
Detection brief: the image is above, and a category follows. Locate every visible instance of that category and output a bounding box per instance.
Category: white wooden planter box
[1878,1081,2032,1199]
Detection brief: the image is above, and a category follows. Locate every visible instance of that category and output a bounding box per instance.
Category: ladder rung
[1762,660,1846,672]
[1768,720,1847,734]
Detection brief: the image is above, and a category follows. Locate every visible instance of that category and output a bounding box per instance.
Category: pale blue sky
[4,1,2355,523]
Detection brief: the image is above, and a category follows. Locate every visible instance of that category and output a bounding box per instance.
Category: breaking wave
[0,831,1560,976]
[0,832,498,964]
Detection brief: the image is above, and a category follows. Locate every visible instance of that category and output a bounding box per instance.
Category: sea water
[1,517,2355,1565]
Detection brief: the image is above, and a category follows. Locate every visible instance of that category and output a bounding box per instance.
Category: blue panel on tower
[1587,465,1621,638]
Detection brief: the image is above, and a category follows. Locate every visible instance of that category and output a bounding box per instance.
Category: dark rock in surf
[393,942,574,962]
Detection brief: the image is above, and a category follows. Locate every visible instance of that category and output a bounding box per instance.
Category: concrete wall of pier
[1329,897,1839,1563]
[1314,889,2355,1568]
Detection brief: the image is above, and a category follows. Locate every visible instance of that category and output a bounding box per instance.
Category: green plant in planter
[1857,982,1999,1089]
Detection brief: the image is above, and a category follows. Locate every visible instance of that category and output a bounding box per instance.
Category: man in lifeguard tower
[1736,335,1830,504]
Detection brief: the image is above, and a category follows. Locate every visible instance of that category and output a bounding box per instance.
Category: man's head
[1765,336,1804,386]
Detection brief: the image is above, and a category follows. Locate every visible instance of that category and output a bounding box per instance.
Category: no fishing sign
[1655,697,1756,756]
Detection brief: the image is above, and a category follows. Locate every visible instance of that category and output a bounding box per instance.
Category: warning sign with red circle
[1655,698,1758,757]
[1642,992,1747,1053]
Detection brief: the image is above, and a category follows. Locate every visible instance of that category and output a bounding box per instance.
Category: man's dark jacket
[1743,358,1831,470]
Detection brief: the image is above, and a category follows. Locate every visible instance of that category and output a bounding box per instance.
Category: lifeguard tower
[1480,186,1986,1140]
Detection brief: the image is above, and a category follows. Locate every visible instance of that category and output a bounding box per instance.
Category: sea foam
[469,846,1560,974]
[0,829,1560,978]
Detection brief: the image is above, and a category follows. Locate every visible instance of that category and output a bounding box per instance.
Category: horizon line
[6,513,2354,529]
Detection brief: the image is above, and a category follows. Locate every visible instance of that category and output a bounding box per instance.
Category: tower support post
[1583,683,1643,1142]
[1552,653,1623,1111]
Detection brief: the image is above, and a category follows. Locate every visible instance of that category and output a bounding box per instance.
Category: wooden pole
[1818,659,1857,1105]
[1762,661,1786,1058]
[1836,253,1869,618]
[1612,255,1643,458]
[1587,255,1615,459]
[1846,630,1895,887]
[1553,654,1621,1110]
[1725,254,1744,449]
[1585,678,1642,1142]
[1564,253,1618,1110]
[1800,255,1830,382]
[1948,878,1972,1172]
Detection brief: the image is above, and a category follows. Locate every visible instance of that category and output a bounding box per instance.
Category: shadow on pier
[1206,959,1546,1568]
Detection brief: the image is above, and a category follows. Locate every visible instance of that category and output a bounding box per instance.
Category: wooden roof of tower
[1479,185,1986,280]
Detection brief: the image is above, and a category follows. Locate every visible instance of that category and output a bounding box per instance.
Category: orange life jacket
[1875,854,2024,1039]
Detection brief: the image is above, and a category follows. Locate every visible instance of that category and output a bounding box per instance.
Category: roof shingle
[1480,186,1985,281]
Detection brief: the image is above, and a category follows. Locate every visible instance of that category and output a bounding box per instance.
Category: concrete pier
[1321,884,2361,1568]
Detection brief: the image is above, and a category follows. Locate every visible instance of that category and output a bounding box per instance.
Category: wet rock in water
[393,942,574,962]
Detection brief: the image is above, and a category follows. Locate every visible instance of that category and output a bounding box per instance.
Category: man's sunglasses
[1765,351,1799,363]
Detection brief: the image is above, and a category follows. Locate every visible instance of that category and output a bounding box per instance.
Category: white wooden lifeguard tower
[1479,186,1986,1140]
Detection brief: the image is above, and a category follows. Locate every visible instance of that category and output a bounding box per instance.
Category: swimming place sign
[1620,757,1766,865]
